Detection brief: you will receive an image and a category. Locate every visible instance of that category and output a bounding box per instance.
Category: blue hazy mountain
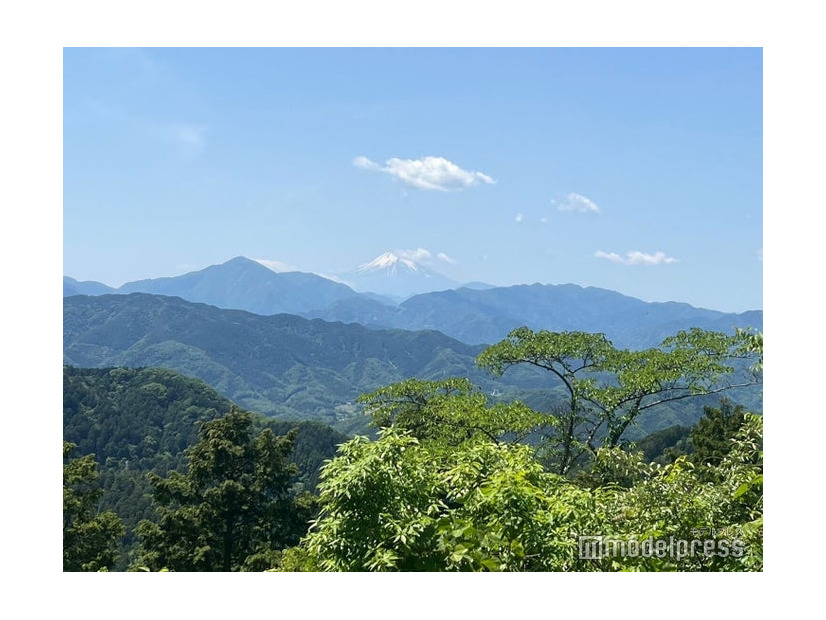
[65,257,762,349]
[66,256,384,316]
[304,283,763,349]
[63,276,116,297]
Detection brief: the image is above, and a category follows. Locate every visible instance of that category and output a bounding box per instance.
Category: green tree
[63,441,125,571]
[279,328,763,572]
[690,399,748,468]
[477,327,761,474]
[285,412,763,572]
[134,408,315,571]
[358,377,547,446]
[632,424,693,465]
[591,413,763,571]
[288,428,606,572]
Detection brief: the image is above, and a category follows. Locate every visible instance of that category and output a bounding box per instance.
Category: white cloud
[397,248,432,262]
[756,248,763,261]
[594,250,679,266]
[353,155,380,171]
[393,248,457,266]
[317,272,352,285]
[254,258,299,272]
[169,124,208,156]
[515,213,523,223]
[554,193,601,213]
[354,155,495,191]
[540,217,548,224]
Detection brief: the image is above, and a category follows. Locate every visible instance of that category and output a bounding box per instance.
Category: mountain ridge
[304,281,762,349]
[67,257,377,316]
[64,256,762,349]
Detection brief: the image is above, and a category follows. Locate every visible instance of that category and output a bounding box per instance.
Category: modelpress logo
[579,532,746,562]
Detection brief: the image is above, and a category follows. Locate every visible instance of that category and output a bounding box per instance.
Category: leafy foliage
[290,430,605,572]
[63,441,125,571]
[592,414,763,571]
[282,329,763,572]
[477,327,762,473]
[690,399,748,469]
[358,377,547,446]
[286,410,763,572]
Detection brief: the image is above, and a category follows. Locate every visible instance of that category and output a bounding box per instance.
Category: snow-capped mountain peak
[357,252,420,274]
[346,251,459,298]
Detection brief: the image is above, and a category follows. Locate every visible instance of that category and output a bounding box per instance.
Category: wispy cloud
[254,258,299,272]
[170,124,208,155]
[756,248,763,261]
[77,50,207,158]
[396,248,457,265]
[594,250,679,266]
[317,272,352,285]
[175,124,207,147]
[81,98,208,157]
[553,193,601,214]
[515,213,523,223]
[354,155,495,191]
[397,248,431,261]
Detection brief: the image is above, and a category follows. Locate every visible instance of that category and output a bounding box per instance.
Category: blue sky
[64,47,762,312]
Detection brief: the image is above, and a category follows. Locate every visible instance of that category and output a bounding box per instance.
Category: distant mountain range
[64,256,762,349]
[304,284,762,349]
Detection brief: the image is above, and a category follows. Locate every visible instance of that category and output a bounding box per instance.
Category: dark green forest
[63,326,762,572]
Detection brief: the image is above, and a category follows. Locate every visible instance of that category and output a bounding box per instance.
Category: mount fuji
[340,252,461,299]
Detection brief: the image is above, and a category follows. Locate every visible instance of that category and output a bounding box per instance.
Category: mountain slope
[64,276,116,297]
[306,283,763,349]
[63,293,536,430]
[64,293,761,439]
[112,256,373,315]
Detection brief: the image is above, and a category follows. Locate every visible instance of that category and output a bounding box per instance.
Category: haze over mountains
[64,255,762,349]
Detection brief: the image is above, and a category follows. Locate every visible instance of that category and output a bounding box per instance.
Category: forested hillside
[63,366,348,569]
[63,293,761,437]
[63,293,538,432]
